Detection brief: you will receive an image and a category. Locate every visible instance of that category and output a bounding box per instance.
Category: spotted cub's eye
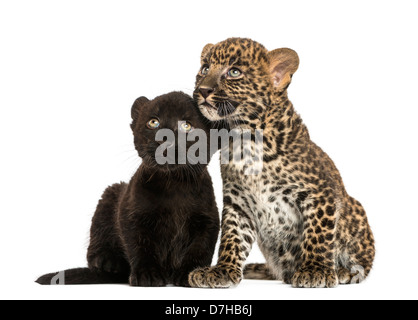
[227,68,242,78]
[201,65,210,75]
[180,122,194,133]
[147,118,160,129]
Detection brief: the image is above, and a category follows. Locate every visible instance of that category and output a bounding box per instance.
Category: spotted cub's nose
[199,87,214,99]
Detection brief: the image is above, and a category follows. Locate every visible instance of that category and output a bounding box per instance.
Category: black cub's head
[131,91,212,171]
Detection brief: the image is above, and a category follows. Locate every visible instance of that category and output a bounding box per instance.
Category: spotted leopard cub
[188,38,375,288]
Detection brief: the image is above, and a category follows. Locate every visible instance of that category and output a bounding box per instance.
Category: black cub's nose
[199,87,214,99]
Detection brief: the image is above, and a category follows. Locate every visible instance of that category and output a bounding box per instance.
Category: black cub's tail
[36,268,129,285]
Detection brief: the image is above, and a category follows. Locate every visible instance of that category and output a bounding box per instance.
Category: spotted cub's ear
[131,97,149,129]
[268,48,299,91]
[201,43,214,64]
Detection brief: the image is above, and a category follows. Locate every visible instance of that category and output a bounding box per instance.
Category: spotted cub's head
[194,38,299,125]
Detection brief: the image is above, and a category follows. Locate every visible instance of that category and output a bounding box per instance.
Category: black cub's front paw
[129,268,167,287]
[173,272,191,287]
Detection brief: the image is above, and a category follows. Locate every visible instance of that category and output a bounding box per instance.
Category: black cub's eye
[227,68,242,78]
[180,122,194,133]
[201,65,210,75]
[147,118,160,129]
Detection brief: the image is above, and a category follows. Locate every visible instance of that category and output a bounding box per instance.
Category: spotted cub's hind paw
[243,263,276,280]
[337,266,367,284]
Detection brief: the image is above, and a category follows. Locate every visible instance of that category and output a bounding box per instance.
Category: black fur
[36,92,220,286]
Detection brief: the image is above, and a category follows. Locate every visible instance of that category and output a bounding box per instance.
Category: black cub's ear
[131,96,149,122]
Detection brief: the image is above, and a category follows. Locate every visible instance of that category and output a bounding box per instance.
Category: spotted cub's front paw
[188,266,242,288]
[292,267,338,288]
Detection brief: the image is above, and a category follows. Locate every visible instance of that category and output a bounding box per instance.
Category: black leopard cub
[37,92,220,286]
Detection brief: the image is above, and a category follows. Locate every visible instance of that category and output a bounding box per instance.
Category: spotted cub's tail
[36,268,129,285]
[243,263,276,280]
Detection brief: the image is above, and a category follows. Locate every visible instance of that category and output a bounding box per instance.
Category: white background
[1,0,417,300]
